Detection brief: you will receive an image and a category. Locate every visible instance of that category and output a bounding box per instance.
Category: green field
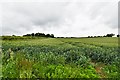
[1,37,120,78]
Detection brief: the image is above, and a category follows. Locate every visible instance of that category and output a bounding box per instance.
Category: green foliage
[2,60,19,78]
[103,64,119,78]
[1,37,119,78]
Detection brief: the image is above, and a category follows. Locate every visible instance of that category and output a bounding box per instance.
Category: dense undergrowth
[1,38,120,78]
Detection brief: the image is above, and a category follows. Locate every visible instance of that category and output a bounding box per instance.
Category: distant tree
[94,36,97,38]
[45,34,54,38]
[39,33,45,37]
[88,36,93,38]
[103,35,106,37]
[97,36,102,37]
[35,33,45,37]
[46,34,51,37]
[91,36,93,38]
[23,34,31,36]
[50,34,54,38]
[27,34,31,36]
[106,33,115,37]
[117,34,120,37]
[88,36,90,38]
[23,32,54,38]
[35,33,39,37]
[31,33,35,37]
[12,35,16,36]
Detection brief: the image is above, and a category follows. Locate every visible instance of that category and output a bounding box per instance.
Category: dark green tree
[106,33,115,37]
[117,34,120,37]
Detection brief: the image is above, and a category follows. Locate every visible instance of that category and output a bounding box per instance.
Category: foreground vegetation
[1,37,120,78]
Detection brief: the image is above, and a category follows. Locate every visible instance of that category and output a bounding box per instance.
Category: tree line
[23,33,120,38]
[1,33,120,40]
[1,32,54,40]
[88,33,120,38]
[23,32,54,38]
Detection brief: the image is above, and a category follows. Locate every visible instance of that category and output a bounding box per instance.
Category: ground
[1,37,120,78]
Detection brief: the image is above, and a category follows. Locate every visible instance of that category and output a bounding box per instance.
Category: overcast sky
[0,0,119,37]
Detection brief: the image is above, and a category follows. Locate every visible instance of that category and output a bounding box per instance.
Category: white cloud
[1,0,118,37]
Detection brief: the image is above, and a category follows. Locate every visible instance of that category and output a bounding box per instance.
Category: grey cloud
[119,1,120,34]
[1,1,118,36]
[83,2,118,29]
[89,4,117,30]
[2,2,67,35]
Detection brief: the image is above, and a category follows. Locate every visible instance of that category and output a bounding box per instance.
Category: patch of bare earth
[91,61,107,78]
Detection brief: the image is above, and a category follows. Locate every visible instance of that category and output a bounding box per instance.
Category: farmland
[1,37,120,78]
